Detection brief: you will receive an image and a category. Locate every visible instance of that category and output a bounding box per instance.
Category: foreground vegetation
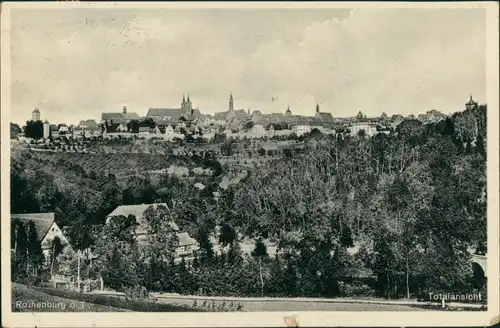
[12,283,129,312]
[36,287,211,312]
[11,104,487,301]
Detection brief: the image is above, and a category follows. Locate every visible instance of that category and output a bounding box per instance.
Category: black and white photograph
[1,2,499,327]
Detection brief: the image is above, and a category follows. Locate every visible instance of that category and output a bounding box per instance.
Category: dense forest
[10,104,487,299]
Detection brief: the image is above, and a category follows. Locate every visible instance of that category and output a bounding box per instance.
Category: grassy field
[154,296,428,312]
[12,283,129,312]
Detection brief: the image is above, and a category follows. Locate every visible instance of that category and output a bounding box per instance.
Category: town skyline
[12,92,482,127]
[9,8,485,125]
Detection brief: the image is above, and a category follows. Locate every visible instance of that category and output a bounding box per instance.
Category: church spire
[229,92,234,111]
[316,103,320,113]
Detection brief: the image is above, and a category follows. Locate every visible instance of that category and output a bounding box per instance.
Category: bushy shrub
[22,275,42,287]
[338,282,375,297]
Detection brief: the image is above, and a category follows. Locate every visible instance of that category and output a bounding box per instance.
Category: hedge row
[35,288,205,312]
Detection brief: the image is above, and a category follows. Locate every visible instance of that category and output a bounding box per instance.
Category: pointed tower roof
[182,94,186,103]
[467,94,476,104]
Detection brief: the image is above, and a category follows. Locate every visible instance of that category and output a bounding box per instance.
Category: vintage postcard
[1,1,499,327]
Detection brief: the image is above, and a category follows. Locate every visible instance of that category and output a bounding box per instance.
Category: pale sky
[10,7,486,125]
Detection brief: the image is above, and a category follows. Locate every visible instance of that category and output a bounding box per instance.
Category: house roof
[123,113,140,120]
[106,204,179,234]
[156,120,177,126]
[264,114,282,123]
[102,113,123,120]
[280,115,301,123]
[234,109,249,120]
[138,126,152,132]
[317,112,334,122]
[102,112,139,122]
[309,118,326,126]
[178,231,197,247]
[147,108,184,118]
[11,213,55,242]
[213,111,230,120]
[190,108,204,119]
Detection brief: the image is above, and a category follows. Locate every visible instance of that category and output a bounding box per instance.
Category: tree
[140,118,156,128]
[11,123,22,139]
[11,220,29,280]
[244,121,255,130]
[27,221,44,276]
[218,223,236,247]
[93,215,140,291]
[49,236,65,277]
[24,120,44,139]
[196,225,214,265]
[310,128,322,139]
[127,120,140,133]
[251,239,268,296]
[56,246,79,278]
[142,205,179,265]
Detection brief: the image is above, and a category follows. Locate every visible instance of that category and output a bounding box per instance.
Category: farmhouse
[11,213,70,261]
[105,204,199,263]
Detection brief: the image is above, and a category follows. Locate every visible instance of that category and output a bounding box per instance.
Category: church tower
[229,93,234,111]
[465,95,478,111]
[316,103,320,113]
[181,94,186,111]
[43,119,50,139]
[187,95,193,117]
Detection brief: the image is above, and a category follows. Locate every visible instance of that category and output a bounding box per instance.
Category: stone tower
[32,108,41,121]
[43,119,50,139]
[229,93,234,111]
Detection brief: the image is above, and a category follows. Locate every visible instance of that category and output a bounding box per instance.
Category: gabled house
[11,213,70,261]
[105,204,200,263]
